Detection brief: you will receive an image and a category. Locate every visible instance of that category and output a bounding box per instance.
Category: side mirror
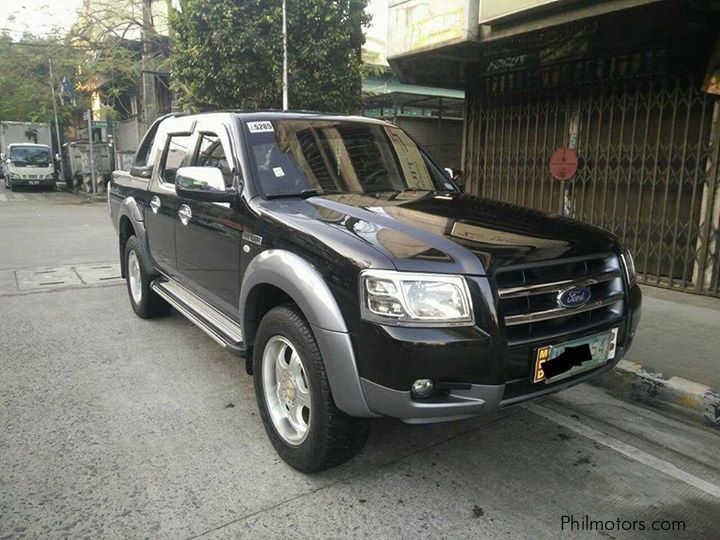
[130,164,153,178]
[176,166,237,203]
[0,154,5,161]
[444,167,454,178]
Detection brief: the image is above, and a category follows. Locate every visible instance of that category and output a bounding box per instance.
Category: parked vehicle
[1,122,56,190]
[109,112,642,472]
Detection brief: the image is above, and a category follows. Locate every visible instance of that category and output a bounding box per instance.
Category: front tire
[253,304,370,473]
[124,236,171,319]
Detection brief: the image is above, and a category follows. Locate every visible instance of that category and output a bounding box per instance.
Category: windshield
[8,146,51,168]
[245,119,457,197]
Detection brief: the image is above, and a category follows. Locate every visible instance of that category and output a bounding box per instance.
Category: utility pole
[48,59,65,183]
[85,110,97,194]
[282,0,288,111]
[141,0,157,125]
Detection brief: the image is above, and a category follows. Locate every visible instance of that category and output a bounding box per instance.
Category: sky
[1,0,388,42]
[365,0,387,42]
[0,0,84,39]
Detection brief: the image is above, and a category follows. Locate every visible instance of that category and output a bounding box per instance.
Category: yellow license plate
[534,328,618,383]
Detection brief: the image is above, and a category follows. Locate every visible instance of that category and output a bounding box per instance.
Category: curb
[593,360,720,429]
[81,193,107,202]
[58,188,106,203]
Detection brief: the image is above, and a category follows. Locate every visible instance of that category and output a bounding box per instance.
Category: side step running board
[151,277,245,356]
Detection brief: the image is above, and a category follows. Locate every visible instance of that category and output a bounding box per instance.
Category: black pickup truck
[109,111,641,472]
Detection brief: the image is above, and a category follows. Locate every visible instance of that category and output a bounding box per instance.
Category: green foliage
[171,0,369,113]
[83,46,143,115]
[0,34,83,124]
[67,1,153,118]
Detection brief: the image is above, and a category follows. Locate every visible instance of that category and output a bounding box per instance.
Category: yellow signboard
[387,0,475,57]
[410,6,464,50]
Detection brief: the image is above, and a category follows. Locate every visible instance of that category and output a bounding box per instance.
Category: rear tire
[253,304,370,473]
[124,235,171,319]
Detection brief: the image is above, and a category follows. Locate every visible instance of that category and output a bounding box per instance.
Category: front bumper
[360,347,626,423]
[352,282,642,423]
[9,177,55,188]
[361,378,504,424]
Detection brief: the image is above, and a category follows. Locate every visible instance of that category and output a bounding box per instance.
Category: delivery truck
[1,121,57,190]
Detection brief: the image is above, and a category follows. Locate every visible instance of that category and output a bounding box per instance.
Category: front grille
[495,254,624,346]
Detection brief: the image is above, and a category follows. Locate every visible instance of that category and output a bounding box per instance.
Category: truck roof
[162,110,394,127]
[0,121,50,126]
[233,110,391,125]
[7,143,50,148]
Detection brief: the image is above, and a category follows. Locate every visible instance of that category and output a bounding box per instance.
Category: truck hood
[264,191,619,275]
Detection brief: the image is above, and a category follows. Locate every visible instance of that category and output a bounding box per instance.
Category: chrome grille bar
[495,254,625,342]
[498,268,622,299]
[504,292,624,326]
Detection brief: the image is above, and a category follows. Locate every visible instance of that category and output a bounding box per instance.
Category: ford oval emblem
[557,286,592,308]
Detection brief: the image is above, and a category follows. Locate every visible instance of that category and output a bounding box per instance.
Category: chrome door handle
[149,196,161,214]
[178,204,192,226]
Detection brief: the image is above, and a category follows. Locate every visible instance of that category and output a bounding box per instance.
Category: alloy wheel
[262,335,311,445]
[127,249,142,304]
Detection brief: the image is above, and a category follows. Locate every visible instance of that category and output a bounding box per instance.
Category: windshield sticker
[273,167,285,177]
[247,121,275,133]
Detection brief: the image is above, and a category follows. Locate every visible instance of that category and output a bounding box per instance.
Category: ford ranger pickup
[109,111,642,472]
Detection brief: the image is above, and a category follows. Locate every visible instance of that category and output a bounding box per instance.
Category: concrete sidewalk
[631,285,720,389]
[595,284,720,428]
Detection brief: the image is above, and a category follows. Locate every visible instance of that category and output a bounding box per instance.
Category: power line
[1,39,90,50]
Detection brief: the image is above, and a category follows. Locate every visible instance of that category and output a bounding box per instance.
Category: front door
[175,126,244,318]
[145,132,195,274]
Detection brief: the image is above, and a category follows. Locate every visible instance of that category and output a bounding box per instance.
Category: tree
[0,33,84,124]
[68,0,172,121]
[170,0,369,113]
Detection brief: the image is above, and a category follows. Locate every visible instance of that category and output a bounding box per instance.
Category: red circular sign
[549,147,579,181]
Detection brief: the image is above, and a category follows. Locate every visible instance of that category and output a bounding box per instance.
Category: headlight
[8,173,19,180]
[360,270,474,326]
[620,247,636,284]
[46,174,54,179]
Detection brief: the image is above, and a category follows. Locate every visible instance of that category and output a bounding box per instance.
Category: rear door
[175,121,244,317]
[145,130,195,274]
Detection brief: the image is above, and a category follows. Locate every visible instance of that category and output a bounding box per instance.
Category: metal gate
[464,73,720,296]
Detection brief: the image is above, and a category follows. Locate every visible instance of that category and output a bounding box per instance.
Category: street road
[1,184,719,538]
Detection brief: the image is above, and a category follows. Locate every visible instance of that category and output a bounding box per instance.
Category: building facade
[75,0,174,169]
[387,0,720,297]
[363,0,466,171]
[362,72,465,170]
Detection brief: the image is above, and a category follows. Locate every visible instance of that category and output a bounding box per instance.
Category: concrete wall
[113,117,147,171]
[396,116,464,170]
[114,118,145,154]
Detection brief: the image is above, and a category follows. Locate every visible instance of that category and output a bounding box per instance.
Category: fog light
[411,379,434,398]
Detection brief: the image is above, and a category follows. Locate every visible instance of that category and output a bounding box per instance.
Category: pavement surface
[630,285,720,389]
[1,184,719,538]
